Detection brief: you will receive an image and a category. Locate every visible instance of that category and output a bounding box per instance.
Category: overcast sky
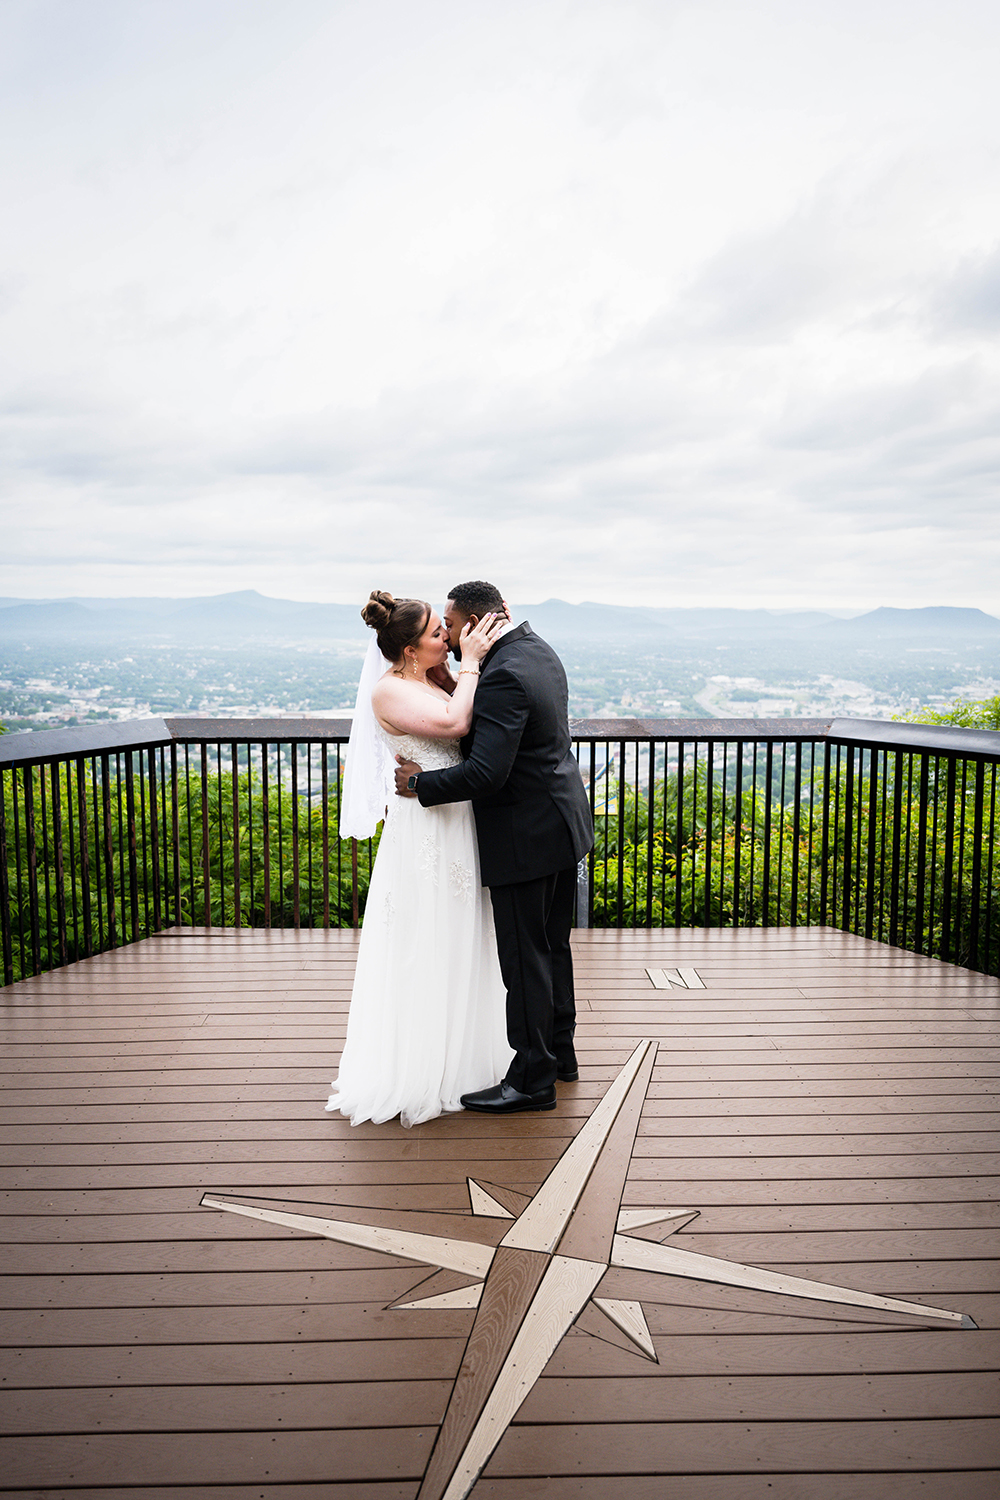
[2,0,999,612]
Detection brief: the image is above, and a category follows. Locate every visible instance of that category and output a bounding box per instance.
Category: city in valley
[1,593,998,732]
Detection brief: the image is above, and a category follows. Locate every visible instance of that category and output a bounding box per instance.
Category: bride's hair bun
[361,590,431,664]
[361,590,396,633]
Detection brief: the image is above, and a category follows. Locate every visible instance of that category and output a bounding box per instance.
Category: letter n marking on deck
[646,966,705,989]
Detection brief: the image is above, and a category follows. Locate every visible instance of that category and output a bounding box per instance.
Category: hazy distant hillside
[3,591,998,648]
[1,593,998,731]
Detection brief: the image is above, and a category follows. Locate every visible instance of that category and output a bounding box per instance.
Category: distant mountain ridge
[1,591,998,647]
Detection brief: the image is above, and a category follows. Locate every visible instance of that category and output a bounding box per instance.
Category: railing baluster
[39,764,53,971]
[864,747,879,940]
[650,738,656,924]
[247,742,256,925]
[306,743,314,927]
[351,837,359,928]
[214,743,224,927]
[101,754,116,950]
[790,742,802,924]
[169,743,181,928]
[760,742,772,926]
[148,748,161,934]
[125,751,139,945]
[12,767,25,979]
[703,741,714,925]
[889,750,903,948]
[277,742,286,925]
[732,742,744,927]
[616,738,626,928]
[137,750,150,939]
[986,763,998,975]
[114,754,127,945]
[0,770,12,986]
[199,744,211,928]
[291,742,301,930]
[231,743,241,928]
[50,761,67,968]
[24,766,41,975]
[842,745,855,933]
[65,761,80,961]
[928,756,943,958]
[968,759,985,971]
[321,744,330,928]
[262,744,271,928]
[914,755,930,956]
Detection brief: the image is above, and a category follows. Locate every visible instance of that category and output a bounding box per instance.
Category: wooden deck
[2,925,999,1498]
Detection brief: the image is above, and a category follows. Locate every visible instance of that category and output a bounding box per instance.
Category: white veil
[340,635,394,839]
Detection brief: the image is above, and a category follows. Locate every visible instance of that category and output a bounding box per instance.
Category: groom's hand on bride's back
[394,755,422,797]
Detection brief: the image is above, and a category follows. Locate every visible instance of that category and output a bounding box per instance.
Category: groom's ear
[467,613,480,628]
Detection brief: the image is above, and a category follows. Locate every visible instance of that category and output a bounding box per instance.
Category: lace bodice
[377,726,462,772]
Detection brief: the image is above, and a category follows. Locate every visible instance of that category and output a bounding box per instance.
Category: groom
[393,580,594,1114]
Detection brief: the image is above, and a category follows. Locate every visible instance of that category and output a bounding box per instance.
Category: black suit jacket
[415,622,594,887]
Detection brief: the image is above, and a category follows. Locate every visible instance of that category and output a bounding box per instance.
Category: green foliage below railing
[587,758,998,974]
[2,762,380,984]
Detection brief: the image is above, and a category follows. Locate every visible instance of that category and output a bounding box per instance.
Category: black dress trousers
[488,862,578,1094]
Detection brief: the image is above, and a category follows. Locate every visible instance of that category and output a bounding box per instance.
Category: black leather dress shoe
[556,1065,579,1082]
[460,1081,557,1113]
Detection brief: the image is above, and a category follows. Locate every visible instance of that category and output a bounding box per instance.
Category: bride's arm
[373,614,503,740]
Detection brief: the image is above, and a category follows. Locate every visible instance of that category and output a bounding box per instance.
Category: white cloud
[1,0,1000,612]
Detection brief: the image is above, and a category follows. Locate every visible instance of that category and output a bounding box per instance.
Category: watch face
[407,775,418,791]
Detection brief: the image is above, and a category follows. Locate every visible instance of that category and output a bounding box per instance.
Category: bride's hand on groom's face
[394,755,422,797]
[460,611,505,663]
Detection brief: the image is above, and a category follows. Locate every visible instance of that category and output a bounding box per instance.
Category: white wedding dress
[326,729,513,1128]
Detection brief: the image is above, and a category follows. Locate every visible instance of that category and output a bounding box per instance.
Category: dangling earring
[412,658,418,676]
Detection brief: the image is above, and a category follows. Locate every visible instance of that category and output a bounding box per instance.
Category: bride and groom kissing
[326,579,594,1129]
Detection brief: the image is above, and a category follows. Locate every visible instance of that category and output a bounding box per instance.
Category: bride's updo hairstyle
[361,590,431,665]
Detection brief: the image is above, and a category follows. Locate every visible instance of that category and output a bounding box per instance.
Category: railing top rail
[163,716,355,743]
[570,716,833,742]
[2,712,999,769]
[0,717,173,768]
[826,715,1000,761]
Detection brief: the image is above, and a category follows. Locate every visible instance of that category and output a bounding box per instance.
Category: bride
[326,590,513,1127]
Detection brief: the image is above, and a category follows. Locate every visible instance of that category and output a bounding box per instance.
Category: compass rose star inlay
[202,1039,974,1500]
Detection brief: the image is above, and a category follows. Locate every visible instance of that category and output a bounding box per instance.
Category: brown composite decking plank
[483,1417,1000,1476]
[8,1420,999,1487]
[5,1081,1000,1114]
[4,1105,1000,1139]
[7,1058,1000,1088]
[4,1199,998,1246]
[1,1378,454,1434]
[1,1490,413,1500]
[4,1368,997,1436]
[6,1329,1000,1388]
[4,1153,999,1190]
[6,1226,998,1277]
[5,1173,999,1215]
[13,1023,1000,1048]
[7,1300,964,1349]
[7,1484,993,1500]
[0,1427,434,1487]
[8,1124,1000,1163]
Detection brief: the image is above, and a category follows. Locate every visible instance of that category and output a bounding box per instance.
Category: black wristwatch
[407,774,419,792]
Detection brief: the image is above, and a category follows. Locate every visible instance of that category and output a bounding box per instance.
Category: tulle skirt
[326,795,513,1128]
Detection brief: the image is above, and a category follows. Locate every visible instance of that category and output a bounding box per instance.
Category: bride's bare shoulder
[371,672,399,706]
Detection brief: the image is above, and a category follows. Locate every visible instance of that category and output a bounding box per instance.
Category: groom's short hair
[448,580,504,618]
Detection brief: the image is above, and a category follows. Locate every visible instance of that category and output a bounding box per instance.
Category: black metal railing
[3,714,999,987]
